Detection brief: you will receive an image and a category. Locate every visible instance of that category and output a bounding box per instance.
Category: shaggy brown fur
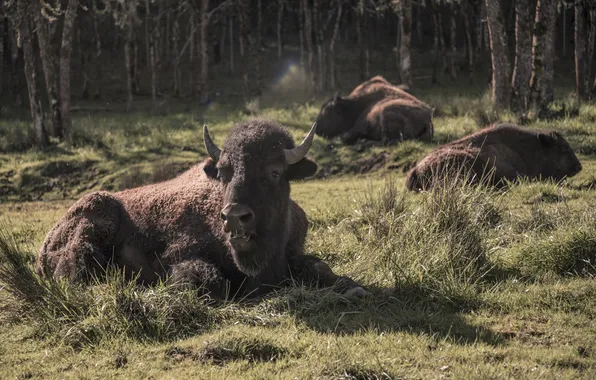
[341,98,434,145]
[37,119,365,299]
[406,124,583,191]
[315,75,433,144]
[349,76,414,100]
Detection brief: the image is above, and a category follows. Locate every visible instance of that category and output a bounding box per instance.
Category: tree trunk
[476,0,484,57]
[150,38,157,104]
[165,3,171,61]
[303,0,314,93]
[219,18,225,67]
[395,12,401,83]
[485,0,511,110]
[173,14,180,97]
[79,27,90,100]
[511,0,533,112]
[157,1,164,60]
[438,9,448,76]
[448,2,457,80]
[277,0,284,60]
[18,0,49,147]
[9,25,23,107]
[575,2,588,101]
[33,5,63,139]
[151,5,161,104]
[587,9,596,94]
[189,13,195,96]
[145,0,151,68]
[133,31,140,94]
[0,1,4,117]
[314,0,324,93]
[530,0,557,115]
[255,0,263,93]
[60,0,79,141]
[430,2,440,84]
[92,11,102,100]
[199,0,210,104]
[415,0,422,45]
[356,2,366,81]
[237,0,250,100]
[462,1,475,80]
[329,0,342,90]
[589,9,596,94]
[398,0,412,86]
[124,21,134,110]
[479,0,488,56]
[299,0,305,73]
[563,6,567,58]
[229,16,234,73]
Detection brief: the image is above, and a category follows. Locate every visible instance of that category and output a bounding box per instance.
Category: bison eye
[271,170,280,179]
[217,167,232,182]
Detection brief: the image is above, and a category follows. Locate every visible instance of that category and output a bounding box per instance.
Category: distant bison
[37,119,366,299]
[406,124,582,191]
[315,75,433,145]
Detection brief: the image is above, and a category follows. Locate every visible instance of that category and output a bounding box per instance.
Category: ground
[1,79,596,379]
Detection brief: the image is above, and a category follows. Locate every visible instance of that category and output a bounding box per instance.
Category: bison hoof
[344,286,369,297]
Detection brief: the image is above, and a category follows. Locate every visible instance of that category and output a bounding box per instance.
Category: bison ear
[286,158,318,181]
[203,158,219,179]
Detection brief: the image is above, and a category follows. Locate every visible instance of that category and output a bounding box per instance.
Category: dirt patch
[164,346,193,362]
[571,178,596,191]
[101,161,194,192]
[0,171,16,198]
[330,366,394,380]
[355,152,390,174]
[195,338,288,366]
[12,159,102,201]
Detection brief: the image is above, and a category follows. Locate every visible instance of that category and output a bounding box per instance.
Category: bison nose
[221,203,255,231]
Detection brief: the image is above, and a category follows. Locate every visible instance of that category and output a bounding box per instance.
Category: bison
[36,119,366,299]
[315,75,433,145]
[406,123,583,191]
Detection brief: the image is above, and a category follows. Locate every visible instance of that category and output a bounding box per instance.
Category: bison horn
[285,122,317,165]
[332,92,340,104]
[203,124,221,161]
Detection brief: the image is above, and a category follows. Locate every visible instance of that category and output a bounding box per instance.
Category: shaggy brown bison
[406,124,583,191]
[315,75,433,144]
[36,119,366,299]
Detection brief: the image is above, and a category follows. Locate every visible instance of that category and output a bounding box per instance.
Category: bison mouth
[228,230,255,250]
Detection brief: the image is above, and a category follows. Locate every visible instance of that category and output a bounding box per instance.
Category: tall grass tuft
[347,175,500,309]
[511,226,596,278]
[0,228,215,346]
[0,228,90,328]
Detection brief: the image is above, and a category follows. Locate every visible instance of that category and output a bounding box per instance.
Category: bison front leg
[287,255,368,296]
[169,259,248,300]
[37,192,123,282]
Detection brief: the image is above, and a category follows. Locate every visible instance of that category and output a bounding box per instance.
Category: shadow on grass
[249,285,505,347]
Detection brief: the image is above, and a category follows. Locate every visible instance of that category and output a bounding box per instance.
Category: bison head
[538,131,582,180]
[315,93,359,139]
[203,119,317,276]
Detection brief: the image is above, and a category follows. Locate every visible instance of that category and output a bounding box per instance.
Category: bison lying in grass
[315,75,433,145]
[37,119,366,299]
[406,123,582,191]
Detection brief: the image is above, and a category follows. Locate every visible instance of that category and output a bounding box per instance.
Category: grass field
[1,81,596,379]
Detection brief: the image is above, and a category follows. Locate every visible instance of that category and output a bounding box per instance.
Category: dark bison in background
[315,75,433,145]
[37,119,366,299]
[406,123,582,191]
